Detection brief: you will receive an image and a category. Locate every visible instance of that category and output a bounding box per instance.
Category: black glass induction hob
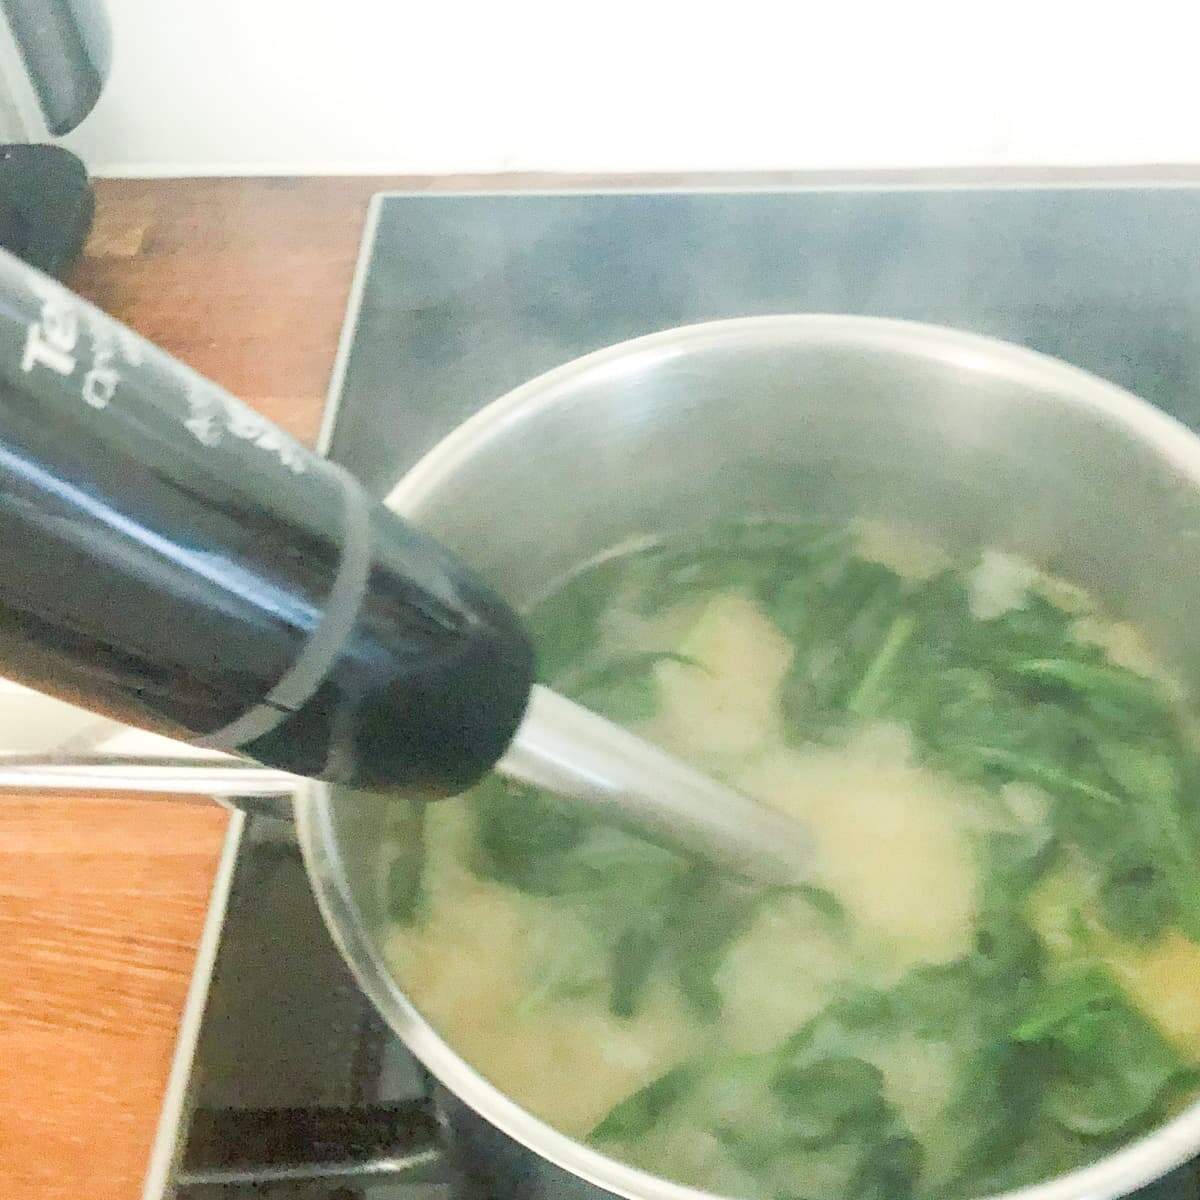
[147,181,1200,1200]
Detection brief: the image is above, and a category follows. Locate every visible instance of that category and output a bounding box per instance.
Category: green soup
[382,520,1200,1199]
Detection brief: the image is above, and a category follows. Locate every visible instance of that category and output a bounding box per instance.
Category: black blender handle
[0,248,535,795]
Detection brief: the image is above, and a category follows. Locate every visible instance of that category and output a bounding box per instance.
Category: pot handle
[0,750,300,818]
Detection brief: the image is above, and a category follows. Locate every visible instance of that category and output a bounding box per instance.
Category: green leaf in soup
[471,776,586,893]
[673,950,729,1018]
[908,668,1005,771]
[768,1140,893,1200]
[1049,797,1136,865]
[823,984,894,1031]
[778,559,909,737]
[756,526,856,628]
[1008,658,1174,725]
[915,672,1081,787]
[970,742,1126,858]
[765,572,816,643]
[638,552,768,612]
[1091,739,1200,941]
[739,519,851,561]
[971,903,1046,1007]
[939,1112,1090,1200]
[385,854,424,924]
[873,572,975,706]
[971,593,1081,665]
[627,521,831,614]
[1045,1031,1182,1137]
[1149,846,1200,945]
[566,651,703,725]
[844,611,918,718]
[975,746,1122,810]
[572,671,655,726]
[606,865,700,1018]
[1093,739,1180,805]
[1098,855,1174,943]
[519,926,610,1013]
[702,1055,797,1164]
[571,839,689,926]
[983,825,1057,894]
[847,1132,923,1200]
[475,786,679,904]
[526,555,626,683]
[790,883,847,925]
[818,564,907,678]
[937,1039,1050,1194]
[882,959,985,1040]
[1011,968,1113,1044]
[590,1063,699,1141]
[676,995,927,1191]
[970,833,1055,1013]
[648,1045,909,1183]
[770,1057,888,1144]
[663,870,782,1020]
[785,558,897,654]
[492,831,766,1023]
[383,802,427,925]
[609,921,668,1019]
[1012,967,1188,1136]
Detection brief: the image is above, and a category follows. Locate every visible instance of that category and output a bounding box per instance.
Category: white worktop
[56,0,1200,177]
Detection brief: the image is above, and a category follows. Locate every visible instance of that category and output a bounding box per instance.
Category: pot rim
[295,314,1200,1200]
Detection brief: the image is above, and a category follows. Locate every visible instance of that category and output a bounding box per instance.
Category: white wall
[60,0,1200,177]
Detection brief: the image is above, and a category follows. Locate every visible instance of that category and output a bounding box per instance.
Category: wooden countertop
[0,176,428,1200]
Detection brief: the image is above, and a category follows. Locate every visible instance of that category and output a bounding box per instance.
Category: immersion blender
[0,249,809,884]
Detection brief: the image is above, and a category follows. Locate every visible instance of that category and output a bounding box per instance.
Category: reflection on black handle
[0,248,534,795]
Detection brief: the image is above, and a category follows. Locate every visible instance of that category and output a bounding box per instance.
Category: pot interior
[305,316,1200,1200]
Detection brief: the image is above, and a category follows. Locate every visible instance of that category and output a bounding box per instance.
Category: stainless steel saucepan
[290,315,1200,1200]
[11,314,1200,1198]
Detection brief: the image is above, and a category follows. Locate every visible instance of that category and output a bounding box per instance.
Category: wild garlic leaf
[590,1064,700,1141]
[1012,968,1188,1136]
[566,650,703,725]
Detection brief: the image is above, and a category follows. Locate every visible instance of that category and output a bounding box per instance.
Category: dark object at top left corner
[0,144,94,276]
[0,0,109,273]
